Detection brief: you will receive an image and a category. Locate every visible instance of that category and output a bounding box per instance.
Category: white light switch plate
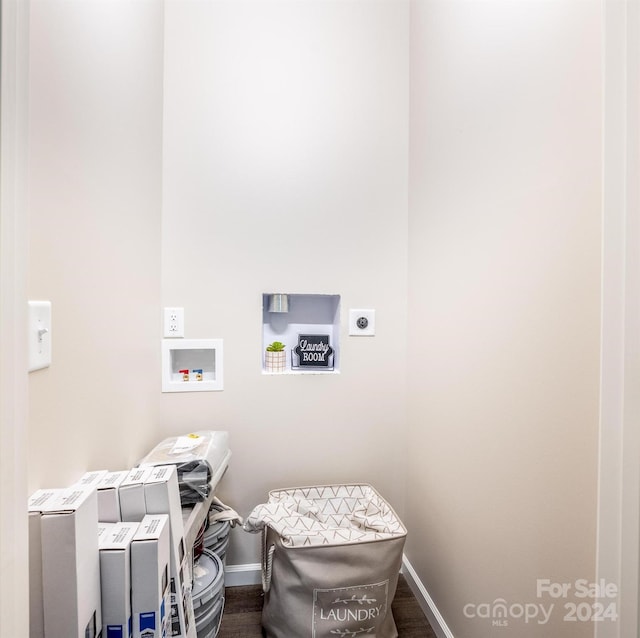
[28,300,51,372]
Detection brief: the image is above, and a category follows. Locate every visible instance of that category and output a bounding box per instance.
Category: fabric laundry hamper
[245,484,407,638]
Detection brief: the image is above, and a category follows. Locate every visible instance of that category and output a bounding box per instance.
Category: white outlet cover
[349,309,375,336]
[163,307,184,338]
[28,300,52,372]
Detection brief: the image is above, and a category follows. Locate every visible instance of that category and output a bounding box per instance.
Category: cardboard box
[98,470,129,522]
[75,469,110,488]
[98,521,114,544]
[119,468,154,522]
[144,466,196,638]
[28,489,64,638]
[131,514,171,638]
[41,485,102,638]
[99,521,139,638]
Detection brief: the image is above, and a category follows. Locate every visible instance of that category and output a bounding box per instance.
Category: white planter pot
[265,350,286,373]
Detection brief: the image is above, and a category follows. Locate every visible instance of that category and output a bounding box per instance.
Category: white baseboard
[223,555,454,638]
[401,555,455,638]
[224,562,262,587]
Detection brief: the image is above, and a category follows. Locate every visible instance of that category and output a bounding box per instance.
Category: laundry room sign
[294,334,333,368]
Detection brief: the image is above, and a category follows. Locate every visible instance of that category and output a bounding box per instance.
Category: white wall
[161,0,410,566]
[27,0,165,488]
[407,2,602,637]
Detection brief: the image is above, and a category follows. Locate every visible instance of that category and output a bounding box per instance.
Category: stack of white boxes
[28,465,199,638]
[28,486,103,638]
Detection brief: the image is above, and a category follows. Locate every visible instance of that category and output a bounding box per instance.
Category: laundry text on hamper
[313,581,389,637]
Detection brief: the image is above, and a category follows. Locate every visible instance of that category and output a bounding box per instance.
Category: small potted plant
[265,341,287,373]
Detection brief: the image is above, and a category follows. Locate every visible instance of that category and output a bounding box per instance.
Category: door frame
[597,1,640,637]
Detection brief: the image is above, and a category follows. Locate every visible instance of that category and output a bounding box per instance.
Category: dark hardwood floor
[217,574,437,637]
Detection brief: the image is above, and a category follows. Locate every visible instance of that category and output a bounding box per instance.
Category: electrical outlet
[164,307,184,338]
[349,309,375,336]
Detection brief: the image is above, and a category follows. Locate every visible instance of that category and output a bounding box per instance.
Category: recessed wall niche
[262,294,340,374]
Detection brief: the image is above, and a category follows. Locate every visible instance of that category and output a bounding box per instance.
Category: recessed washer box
[161,339,224,392]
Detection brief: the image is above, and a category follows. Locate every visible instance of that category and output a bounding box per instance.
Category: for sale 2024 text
[537,578,618,623]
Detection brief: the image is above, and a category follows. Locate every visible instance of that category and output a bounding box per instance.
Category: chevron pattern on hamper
[244,484,406,548]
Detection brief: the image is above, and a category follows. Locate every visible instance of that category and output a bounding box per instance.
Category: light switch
[28,300,51,372]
